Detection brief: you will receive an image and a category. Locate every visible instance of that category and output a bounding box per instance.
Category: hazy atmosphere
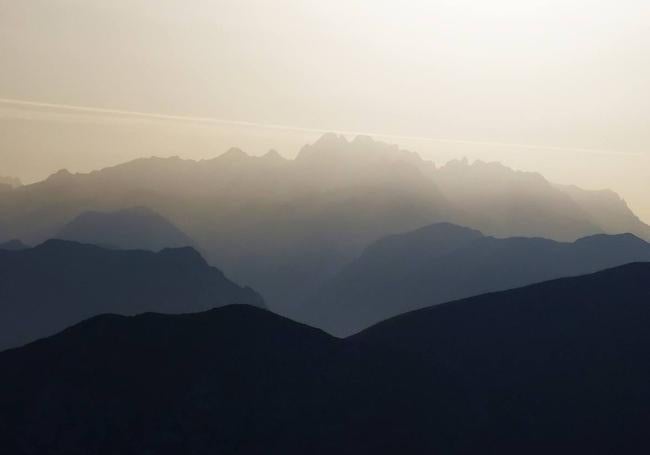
[2,0,649,222]
[3,2,650,453]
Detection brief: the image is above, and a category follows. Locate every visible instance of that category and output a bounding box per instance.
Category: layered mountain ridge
[306,222,650,335]
[2,263,650,454]
[1,134,647,315]
[0,240,265,350]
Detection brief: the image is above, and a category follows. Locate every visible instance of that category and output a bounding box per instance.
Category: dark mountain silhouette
[352,263,650,453]
[2,264,650,454]
[57,207,194,251]
[0,305,341,455]
[0,135,647,316]
[306,223,650,335]
[0,239,29,250]
[0,240,264,350]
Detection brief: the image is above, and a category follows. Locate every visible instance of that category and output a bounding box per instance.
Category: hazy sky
[1,0,649,221]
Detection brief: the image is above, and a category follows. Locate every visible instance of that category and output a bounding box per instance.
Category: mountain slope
[435,159,603,240]
[558,183,650,239]
[352,263,650,452]
[0,305,339,455]
[57,207,194,250]
[307,223,650,335]
[0,240,265,350]
[2,265,650,453]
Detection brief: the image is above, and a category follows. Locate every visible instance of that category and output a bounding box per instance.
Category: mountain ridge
[306,222,650,335]
[2,263,650,453]
[0,240,265,350]
[1,134,648,317]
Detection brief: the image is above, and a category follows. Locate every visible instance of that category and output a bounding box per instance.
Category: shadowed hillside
[2,264,650,453]
[307,223,650,335]
[0,240,264,350]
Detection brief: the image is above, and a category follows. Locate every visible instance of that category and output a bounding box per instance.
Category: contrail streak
[0,97,641,157]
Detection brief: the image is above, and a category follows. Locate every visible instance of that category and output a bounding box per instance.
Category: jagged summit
[218,147,249,162]
[296,133,422,166]
[262,149,285,160]
[45,168,74,183]
[1,134,649,318]
[313,132,349,147]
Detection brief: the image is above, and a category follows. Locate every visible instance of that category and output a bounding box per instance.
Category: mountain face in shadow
[57,207,194,251]
[0,240,265,350]
[0,135,647,315]
[2,264,650,454]
[351,263,650,453]
[306,223,650,335]
[0,305,340,455]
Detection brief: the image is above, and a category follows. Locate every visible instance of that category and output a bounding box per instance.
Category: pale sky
[1,0,649,222]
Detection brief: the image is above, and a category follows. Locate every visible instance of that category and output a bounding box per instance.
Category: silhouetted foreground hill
[353,263,650,453]
[307,223,650,335]
[1,264,650,454]
[0,240,264,350]
[57,207,194,251]
[0,306,340,454]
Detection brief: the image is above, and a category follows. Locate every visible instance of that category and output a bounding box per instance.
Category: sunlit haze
[1,0,649,221]
[3,3,650,451]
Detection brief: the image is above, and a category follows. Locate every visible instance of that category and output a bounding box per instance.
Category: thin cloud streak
[0,97,641,158]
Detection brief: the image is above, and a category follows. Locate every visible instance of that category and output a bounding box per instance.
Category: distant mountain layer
[2,264,650,454]
[57,207,194,251]
[0,134,648,315]
[0,240,264,350]
[307,223,650,335]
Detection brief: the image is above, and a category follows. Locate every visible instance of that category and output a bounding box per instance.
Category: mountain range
[1,263,650,454]
[305,222,650,335]
[1,134,648,316]
[0,240,264,350]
